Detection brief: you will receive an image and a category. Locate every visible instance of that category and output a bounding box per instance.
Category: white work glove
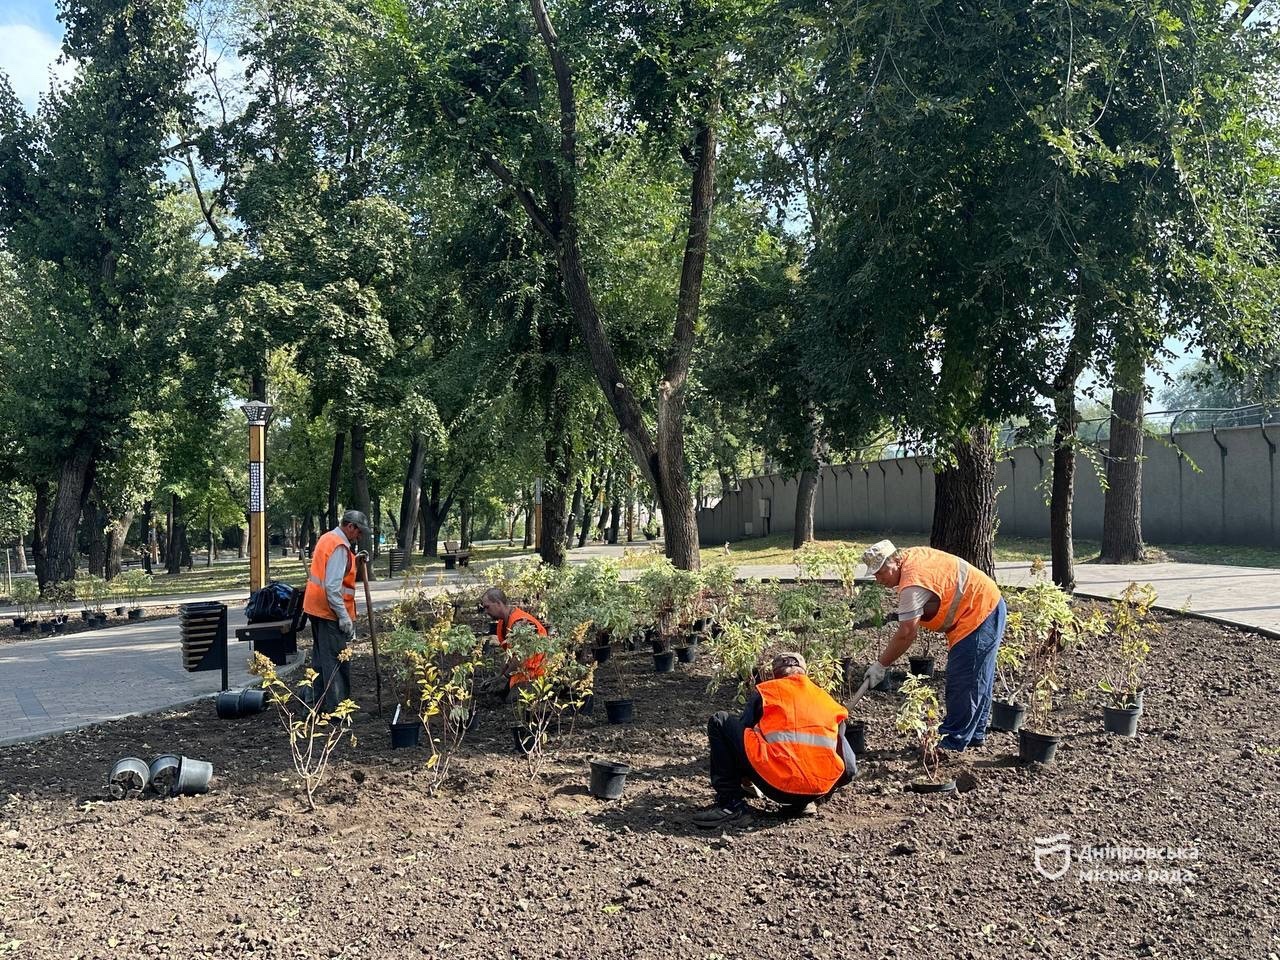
[863,661,886,690]
[338,617,356,640]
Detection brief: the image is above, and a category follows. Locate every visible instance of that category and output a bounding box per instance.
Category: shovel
[845,675,874,710]
[355,550,384,717]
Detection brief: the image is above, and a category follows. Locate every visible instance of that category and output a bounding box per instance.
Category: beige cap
[861,539,897,575]
[772,651,807,676]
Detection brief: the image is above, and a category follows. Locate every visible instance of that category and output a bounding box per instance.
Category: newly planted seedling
[895,675,943,783]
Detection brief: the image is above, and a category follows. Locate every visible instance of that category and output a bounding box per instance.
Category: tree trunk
[930,427,997,577]
[540,400,575,566]
[141,499,154,574]
[522,489,533,549]
[301,513,315,557]
[398,432,425,550]
[105,512,132,581]
[372,496,381,559]
[349,424,371,554]
[540,474,571,567]
[566,479,583,549]
[206,505,215,568]
[609,494,621,544]
[167,493,183,575]
[460,498,472,550]
[86,498,108,579]
[14,538,27,574]
[237,522,246,559]
[579,471,603,548]
[1049,393,1079,591]
[32,481,49,588]
[421,477,444,558]
[1101,361,1146,564]
[327,431,346,530]
[45,447,96,586]
[792,465,819,549]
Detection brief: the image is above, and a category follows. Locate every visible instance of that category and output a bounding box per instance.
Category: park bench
[235,584,307,666]
[442,540,470,570]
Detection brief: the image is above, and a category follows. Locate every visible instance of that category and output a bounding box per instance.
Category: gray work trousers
[311,616,351,712]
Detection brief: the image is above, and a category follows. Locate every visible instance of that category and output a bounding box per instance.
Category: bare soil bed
[1,610,1278,959]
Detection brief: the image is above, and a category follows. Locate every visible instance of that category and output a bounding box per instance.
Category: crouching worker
[693,652,856,828]
[479,587,548,700]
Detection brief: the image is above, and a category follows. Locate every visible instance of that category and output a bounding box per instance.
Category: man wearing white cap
[860,540,1006,755]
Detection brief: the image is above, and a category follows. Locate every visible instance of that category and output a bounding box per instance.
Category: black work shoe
[692,800,748,828]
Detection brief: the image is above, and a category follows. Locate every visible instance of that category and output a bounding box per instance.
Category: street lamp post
[241,400,274,594]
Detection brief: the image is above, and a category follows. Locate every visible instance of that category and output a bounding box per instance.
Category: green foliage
[513,621,595,777]
[1099,583,1159,705]
[895,675,942,782]
[10,579,39,619]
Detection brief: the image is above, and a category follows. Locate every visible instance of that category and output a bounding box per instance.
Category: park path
[2,546,1277,747]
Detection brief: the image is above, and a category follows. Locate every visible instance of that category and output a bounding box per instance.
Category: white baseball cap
[861,539,897,575]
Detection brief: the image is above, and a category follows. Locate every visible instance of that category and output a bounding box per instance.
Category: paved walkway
[2,547,1277,746]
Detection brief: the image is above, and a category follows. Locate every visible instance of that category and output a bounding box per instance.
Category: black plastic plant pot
[148,755,181,794]
[38,621,52,633]
[53,621,67,634]
[172,756,214,796]
[94,612,108,623]
[605,698,634,724]
[907,778,957,795]
[1018,729,1061,765]
[1102,705,1141,737]
[675,645,699,665]
[989,699,1027,733]
[845,720,867,755]
[709,623,724,639]
[114,606,127,616]
[486,622,497,636]
[511,725,536,755]
[592,644,612,664]
[907,656,935,679]
[693,618,708,632]
[390,720,423,749]
[128,608,144,620]
[653,651,676,673]
[238,688,268,715]
[588,759,632,800]
[10,616,23,627]
[576,694,595,716]
[80,610,91,621]
[107,757,150,800]
[873,670,907,694]
[649,639,666,654]
[18,621,34,633]
[215,691,244,719]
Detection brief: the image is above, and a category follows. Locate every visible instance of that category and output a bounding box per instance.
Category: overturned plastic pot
[675,645,699,665]
[215,691,244,719]
[989,699,1027,733]
[588,759,632,800]
[108,757,150,800]
[1018,729,1061,765]
[172,756,214,796]
[238,688,268,715]
[605,698,634,724]
[390,720,423,749]
[148,754,181,794]
[1102,705,1141,737]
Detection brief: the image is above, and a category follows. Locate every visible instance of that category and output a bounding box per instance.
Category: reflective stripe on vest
[302,531,357,622]
[763,730,839,750]
[939,558,969,633]
[899,547,1001,647]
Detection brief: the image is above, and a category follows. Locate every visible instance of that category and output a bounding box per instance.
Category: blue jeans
[939,598,1006,751]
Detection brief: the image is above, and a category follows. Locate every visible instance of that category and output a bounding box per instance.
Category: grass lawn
[699,530,1280,570]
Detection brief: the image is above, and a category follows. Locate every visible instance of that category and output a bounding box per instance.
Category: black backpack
[245,581,297,623]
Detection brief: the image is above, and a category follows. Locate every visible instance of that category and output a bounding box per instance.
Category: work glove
[863,661,886,690]
[338,617,356,641]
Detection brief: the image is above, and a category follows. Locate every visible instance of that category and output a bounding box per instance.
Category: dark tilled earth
[1,611,1279,960]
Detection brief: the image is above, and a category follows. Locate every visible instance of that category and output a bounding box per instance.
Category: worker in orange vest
[693,652,856,828]
[301,510,370,710]
[479,587,548,699]
[861,540,1007,756]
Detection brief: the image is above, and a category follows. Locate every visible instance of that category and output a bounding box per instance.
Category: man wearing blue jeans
[860,540,1007,755]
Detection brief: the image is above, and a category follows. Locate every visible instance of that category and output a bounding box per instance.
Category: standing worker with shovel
[302,510,370,711]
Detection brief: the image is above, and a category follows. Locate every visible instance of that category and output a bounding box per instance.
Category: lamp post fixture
[241,400,274,593]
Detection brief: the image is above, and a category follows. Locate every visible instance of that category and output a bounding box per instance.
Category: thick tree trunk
[167,493,183,575]
[1101,362,1146,564]
[45,448,96,586]
[579,471,603,548]
[350,424,371,553]
[327,431,346,531]
[301,513,315,556]
[566,479,583,549]
[522,489,533,549]
[540,402,575,566]
[372,496,381,559]
[14,539,27,574]
[141,499,154,574]
[421,477,445,558]
[460,498,472,550]
[930,427,997,577]
[609,494,620,544]
[793,466,819,549]
[237,522,246,559]
[105,512,132,581]
[1049,394,1079,591]
[398,432,425,551]
[206,505,215,568]
[32,481,49,588]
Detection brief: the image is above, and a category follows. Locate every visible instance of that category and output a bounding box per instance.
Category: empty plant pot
[653,651,676,673]
[1102,705,1141,737]
[18,621,33,633]
[52,621,67,634]
[1018,729,1061,765]
[215,691,244,719]
[605,698,634,724]
[172,757,214,796]
[592,644,612,664]
[989,699,1027,733]
[128,608,144,620]
[238,688,268,715]
[390,720,423,749]
[907,656,935,679]
[907,779,957,795]
[675,645,699,665]
[107,757,150,800]
[114,606,127,616]
[148,755,181,794]
[873,670,907,694]
[845,720,867,755]
[588,760,632,800]
[79,610,91,621]
[38,621,52,633]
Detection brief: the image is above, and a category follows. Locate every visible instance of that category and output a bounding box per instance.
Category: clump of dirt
[1,611,1278,959]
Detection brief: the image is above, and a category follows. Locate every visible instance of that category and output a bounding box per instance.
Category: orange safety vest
[496,608,548,687]
[302,530,357,622]
[743,674,848,796]
[898,546,1001,647]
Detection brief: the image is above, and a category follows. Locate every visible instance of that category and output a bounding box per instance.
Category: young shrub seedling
[896,675,943,783]
[1099,582,1159,708]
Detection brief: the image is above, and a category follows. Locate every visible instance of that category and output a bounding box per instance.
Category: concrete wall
[697,424,1280,547]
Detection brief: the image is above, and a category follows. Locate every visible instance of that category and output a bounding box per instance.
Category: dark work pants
[311,616,351,712]
[707,711,857,807]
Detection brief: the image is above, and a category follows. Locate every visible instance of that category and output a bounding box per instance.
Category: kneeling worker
[480,587,548,699]
[694,652,856,828]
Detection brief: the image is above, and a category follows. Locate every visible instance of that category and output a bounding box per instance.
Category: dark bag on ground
[245,581,296,623]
